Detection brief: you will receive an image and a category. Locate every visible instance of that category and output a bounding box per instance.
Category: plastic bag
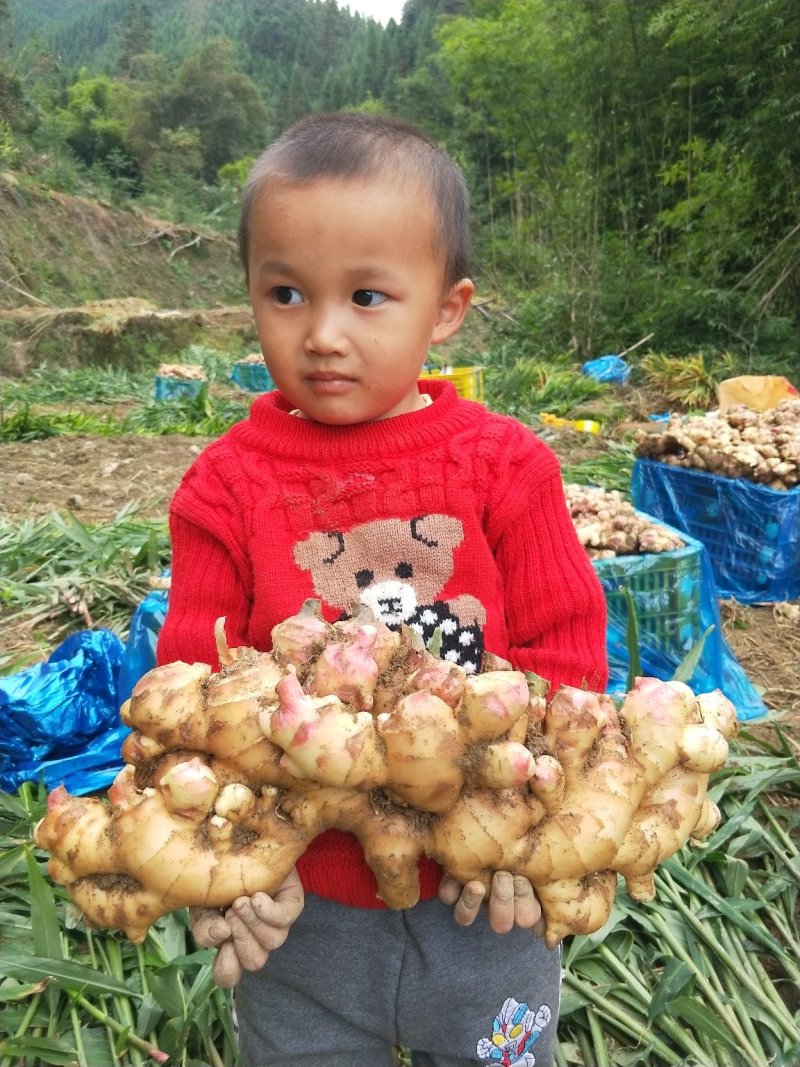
[118,587,169,705]
[581,354,631,384]
[717,375,797,412]
[0,629,129,796]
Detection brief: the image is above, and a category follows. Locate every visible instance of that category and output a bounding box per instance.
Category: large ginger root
[34,601,737,948]
[39,762,308,942]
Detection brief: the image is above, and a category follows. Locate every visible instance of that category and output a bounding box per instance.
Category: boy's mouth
[306,372,356,393]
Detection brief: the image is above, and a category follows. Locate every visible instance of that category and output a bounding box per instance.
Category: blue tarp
[632,459,800,603]
[1,585,170,797]
[118,586,169,705]
[582,354,631,384]
[0,629,129,795]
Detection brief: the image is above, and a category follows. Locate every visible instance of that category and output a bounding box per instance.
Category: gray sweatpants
[234,893,561,1067]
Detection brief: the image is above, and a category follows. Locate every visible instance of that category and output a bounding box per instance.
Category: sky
[344,1,406,24]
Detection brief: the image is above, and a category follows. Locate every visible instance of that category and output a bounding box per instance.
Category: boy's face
[246,173,473,425]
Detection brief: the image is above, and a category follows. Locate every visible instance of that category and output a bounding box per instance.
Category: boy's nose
[304,306,347,357]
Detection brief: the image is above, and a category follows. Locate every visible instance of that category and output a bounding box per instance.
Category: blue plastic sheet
[631,459,800,603]
[0,630,129,796]
[118,586,169,705]
[594,522,766,721]
[582,354,631,384]
[154,376,206,401]
[230,362,274,393]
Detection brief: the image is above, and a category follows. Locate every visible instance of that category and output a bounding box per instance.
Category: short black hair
[238,112,471,288]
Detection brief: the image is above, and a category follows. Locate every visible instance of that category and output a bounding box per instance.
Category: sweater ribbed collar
[230,380,479,461]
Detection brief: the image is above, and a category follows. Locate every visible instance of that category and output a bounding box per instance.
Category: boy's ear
[431,278,475,344]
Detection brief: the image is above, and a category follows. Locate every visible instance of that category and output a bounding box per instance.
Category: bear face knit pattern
[157,380,608,908]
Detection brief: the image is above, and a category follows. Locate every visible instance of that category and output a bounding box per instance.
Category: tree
[119,0,153,77]
[59,70,134,173]
[169,38,269,180]
[649,0,800,315]
[0,0,11,52]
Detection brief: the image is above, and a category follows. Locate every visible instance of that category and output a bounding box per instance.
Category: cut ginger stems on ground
[34,601,737,948]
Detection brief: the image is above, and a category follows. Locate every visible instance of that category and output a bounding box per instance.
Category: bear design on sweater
[293,514,487,673]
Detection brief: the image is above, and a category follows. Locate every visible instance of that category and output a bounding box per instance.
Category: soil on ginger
[2,430,798,749]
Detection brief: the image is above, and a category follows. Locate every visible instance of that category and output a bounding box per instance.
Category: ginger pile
[634,399,799,489]
[235,352,270,365]
[565,483,685,559]
[34,601,737,948]
[156,363,207,381]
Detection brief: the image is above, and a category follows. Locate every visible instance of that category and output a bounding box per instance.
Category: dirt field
[4,429,798,750]
[3,432,215,523]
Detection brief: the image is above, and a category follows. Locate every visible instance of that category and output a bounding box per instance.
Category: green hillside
[7,0,447,122]
[1,0,798,373]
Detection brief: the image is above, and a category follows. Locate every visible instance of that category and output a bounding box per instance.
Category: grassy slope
[0,174,252,372]
[0,177,244,311]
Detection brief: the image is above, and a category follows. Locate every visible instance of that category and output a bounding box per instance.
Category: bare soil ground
[721,600,799,749]
[3,430,797,750]
[3,433,215,523]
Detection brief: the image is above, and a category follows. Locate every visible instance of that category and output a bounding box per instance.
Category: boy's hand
[189,868,304,988]
[439,871,544,935]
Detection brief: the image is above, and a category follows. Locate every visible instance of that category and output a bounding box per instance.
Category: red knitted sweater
[157,380,608,908]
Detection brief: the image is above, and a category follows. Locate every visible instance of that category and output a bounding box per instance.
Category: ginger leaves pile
[35,601,737,949]
[634,398,800,490]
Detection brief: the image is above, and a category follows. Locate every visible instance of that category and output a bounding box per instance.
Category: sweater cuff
[296,829,442,909]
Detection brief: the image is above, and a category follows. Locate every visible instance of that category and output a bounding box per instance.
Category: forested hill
[2,0,799,368]
[7,0,452,121]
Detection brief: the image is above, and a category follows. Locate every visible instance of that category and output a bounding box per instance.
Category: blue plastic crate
[593,524,704,669]
[154,376,206,401]
[631,458,800,603]
[593,517,765,720]
[231,361,274,392]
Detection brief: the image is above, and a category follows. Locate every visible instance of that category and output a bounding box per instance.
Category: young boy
[158,112,608,1067]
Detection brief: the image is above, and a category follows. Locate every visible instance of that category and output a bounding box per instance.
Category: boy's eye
[273,286,303,305]
[352,289,387,308]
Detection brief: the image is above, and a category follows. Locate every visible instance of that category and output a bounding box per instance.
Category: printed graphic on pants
[476,997,552,1066]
